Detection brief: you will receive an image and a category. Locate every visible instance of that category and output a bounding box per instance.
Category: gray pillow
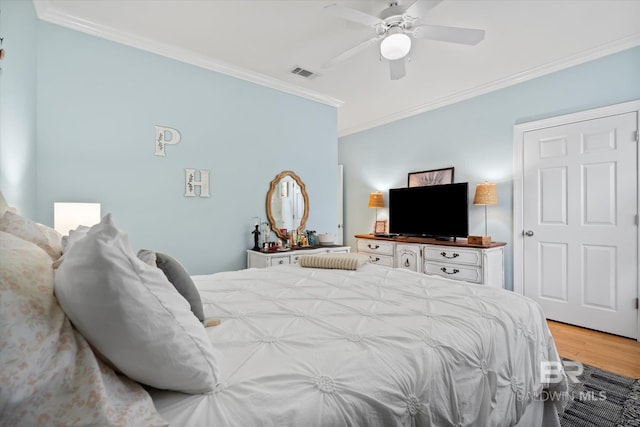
[137,249,205,322]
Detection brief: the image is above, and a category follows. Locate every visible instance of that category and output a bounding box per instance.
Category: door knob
[524,230,534,237]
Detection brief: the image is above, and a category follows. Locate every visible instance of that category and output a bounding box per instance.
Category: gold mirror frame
[265,170,309,241]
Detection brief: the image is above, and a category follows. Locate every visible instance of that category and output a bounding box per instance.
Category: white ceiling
[34,0,640,136]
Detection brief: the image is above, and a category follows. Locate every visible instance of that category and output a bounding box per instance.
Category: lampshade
[473,183,498,206]
[368,192,385,208]
[380,29,411,60]
[54,202,101,235]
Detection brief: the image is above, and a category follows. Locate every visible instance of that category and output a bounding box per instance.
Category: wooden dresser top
[354,234,506,249]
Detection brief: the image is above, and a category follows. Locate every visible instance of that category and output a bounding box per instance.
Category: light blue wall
[4,6,337,274]
[4,0,638,283]
[0,0,38,217]
[339,47,640,290]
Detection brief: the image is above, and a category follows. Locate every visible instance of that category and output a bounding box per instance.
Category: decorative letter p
[155,126,181,156]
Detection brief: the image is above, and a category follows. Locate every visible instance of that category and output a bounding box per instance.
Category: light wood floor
[547,320,640,378]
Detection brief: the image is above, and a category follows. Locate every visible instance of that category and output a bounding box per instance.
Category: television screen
[388,182,469,239]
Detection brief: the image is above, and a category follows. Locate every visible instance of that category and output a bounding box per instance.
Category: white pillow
[54,214,217,394]
[60,225,91,253]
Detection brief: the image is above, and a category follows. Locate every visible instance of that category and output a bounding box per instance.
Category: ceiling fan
[323,0,485,80]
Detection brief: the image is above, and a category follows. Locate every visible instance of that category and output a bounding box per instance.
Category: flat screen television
[388,182,469,240]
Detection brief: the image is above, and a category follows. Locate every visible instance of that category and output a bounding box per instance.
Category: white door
[522,112,638,338]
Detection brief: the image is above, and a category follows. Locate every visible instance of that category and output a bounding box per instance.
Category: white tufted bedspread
[150,263,565,427]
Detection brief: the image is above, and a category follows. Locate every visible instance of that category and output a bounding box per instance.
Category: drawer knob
[278,260,284,264]
[404,259,410,267]
[440,252,459,259]
[440,267,460,275]
[369,256,380,262]
[368,244,380,250]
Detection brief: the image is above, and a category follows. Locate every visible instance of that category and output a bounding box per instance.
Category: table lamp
[368,191,385,233]
[469,182,498,245]
[54,202,101,235]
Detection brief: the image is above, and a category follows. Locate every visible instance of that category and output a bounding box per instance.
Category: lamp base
[467,235,491,246]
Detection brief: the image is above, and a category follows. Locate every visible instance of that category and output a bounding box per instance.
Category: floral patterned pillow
[0,231,167,427]
[0,191,15,216]
[0,211,62,260]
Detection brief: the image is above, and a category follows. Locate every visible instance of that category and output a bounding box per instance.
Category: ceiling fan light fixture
[380,30,411,60]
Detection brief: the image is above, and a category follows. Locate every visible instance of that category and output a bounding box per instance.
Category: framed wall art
[408,167,454,187]
[374,220,387,234]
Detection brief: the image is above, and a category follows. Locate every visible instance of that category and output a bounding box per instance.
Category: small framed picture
[374,220,387,234]
[408,167,454,187]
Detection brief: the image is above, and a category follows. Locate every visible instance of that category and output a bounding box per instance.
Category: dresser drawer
[269,255,291,266]
[291,248,350,263]
[364,254,394,267]
[423,246,481,266]
[357,239,394,256]
[424,261,482,283]
[318,247,350,254]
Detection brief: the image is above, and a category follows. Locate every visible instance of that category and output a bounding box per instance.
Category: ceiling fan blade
[389,58,406,80]
[413,24,485,45]
[404,0,443,21]
[323,3,382,28]
[322,36,380,69]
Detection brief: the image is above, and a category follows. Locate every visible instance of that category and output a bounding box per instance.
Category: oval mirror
[265,170,309,241]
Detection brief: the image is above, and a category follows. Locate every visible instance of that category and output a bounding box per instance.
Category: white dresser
[356,239,395,267]
[247,246,351,268]
[355,234,505,288]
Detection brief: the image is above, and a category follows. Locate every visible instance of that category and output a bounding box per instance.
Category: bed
[0,201,567,427]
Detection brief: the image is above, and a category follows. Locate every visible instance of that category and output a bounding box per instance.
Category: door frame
[337,164,344,245]
[512,100,640,339]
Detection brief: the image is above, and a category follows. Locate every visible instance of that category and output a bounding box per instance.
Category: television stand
[354,234,506,288]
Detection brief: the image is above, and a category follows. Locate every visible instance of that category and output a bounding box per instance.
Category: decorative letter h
[184,169,210,197]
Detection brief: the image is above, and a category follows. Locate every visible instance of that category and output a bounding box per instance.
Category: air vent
[290,66,317,79]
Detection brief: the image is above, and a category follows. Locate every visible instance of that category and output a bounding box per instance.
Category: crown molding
[31,1,639,136]
[338,33,640,137]
[32,0,344,108]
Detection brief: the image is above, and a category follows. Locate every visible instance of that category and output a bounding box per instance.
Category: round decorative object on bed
[54,214,218,394]
[317,233,335,245]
